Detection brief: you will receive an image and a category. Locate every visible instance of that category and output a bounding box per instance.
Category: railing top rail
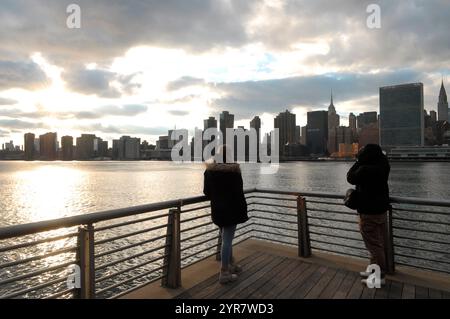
[1,186,449,240]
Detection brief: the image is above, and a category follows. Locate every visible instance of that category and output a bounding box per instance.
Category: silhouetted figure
[347,144,390,281]
[203,145,248,284]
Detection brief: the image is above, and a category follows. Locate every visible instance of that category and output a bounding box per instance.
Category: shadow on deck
[122,239,450,299]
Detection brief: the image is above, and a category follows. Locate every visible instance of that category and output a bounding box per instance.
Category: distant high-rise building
[437,79,448,121]
[274,110,296,156]
[219,111,234,146]
[357,112,378,129]
[61,136,74,161]
[359,122,379,148]
[250,116,261,160]
[39,132,57,160]
[300,126,307,145]
[117,136,140,160]
[295,126,301,144]
[306,111,328,155]
[430,110,437,123]
[380,83,424,147]
[204,117,217,130]
[24,133,35,160]
[76,134,96,160]
[327,92,340,153]
[349,113,357,132]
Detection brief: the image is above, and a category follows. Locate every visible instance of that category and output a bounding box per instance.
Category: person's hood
[205,161,241,172]
[357,144,386,165]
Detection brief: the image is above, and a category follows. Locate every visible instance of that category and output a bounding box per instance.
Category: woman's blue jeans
[220,224,237,270]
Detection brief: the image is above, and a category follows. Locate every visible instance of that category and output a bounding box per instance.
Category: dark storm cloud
[0,60,49,90]
[211,69,424,118]
[0,0,254,64]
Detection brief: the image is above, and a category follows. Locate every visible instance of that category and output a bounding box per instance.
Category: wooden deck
[175,251,449,299]
[122,239,450,299]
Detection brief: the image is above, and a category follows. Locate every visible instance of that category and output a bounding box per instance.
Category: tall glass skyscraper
[379,83,424,147]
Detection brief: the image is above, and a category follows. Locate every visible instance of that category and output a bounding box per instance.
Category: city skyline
[1,1,450,146]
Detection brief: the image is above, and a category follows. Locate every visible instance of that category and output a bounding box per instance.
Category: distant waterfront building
[250,116,261,160]
[117,136,140,160]
[380,83,424,148]
[327,93,340,154]
[357,112,377,129]
[430,110,437,123]
[39,132,57,161]
[204,117,217,130]
[219,111,234,145]
[349,113,357,132]
[437,80,448,122]
[359,122,380,148]
[300,126,307,145]
[306,111,328,155]
[24,133,35,161]
[389,146,450,160]
[76,134,96,160]
[61,136,74,161]
[274,110,296,156]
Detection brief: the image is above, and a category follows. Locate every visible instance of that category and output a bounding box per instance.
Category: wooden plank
[225,256,286,299]
[263,261,311,299]
[361,284,377,299]
[346,276,364,299]
[401,283,415,299]
[206,254,281,299]
[304,268,337,299]
[428,288,442,299]
[175,251,263,299]
[276,263,319,299]
[415,286,429,299]
[290,266,328,299]
[318,269,346,299]
[248,258,299,299]
[333,271,358,299]
[374,281,391,299]
[388,281,403,299]
[191,252,270,299]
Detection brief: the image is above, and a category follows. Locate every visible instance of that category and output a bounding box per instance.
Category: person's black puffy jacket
[203,162,248,227]
[346,144,390,215]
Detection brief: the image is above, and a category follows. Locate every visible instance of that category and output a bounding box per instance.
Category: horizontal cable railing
[0,187,449,299]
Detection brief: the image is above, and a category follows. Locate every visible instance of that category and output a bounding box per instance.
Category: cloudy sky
[0,0,449,145]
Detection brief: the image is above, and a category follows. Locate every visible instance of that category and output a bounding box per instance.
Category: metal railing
[0,188,449,299]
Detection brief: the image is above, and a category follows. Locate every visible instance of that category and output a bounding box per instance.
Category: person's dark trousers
[359,212,387,277]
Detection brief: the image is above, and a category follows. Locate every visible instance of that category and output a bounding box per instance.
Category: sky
[0,0,449,145]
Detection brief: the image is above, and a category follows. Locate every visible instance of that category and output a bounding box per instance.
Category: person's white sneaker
[361,278,386,286]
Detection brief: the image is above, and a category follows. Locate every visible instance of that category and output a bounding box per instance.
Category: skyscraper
[349,113,357,132]
[61,136,74,161]
[76,134,96,160]
[274,110,296,156]
[24,133,35,161]
[117,136,140,160]
[219,111,234,145]
[357,112,378,129]
[380,83,424,147]
[437,79,448,122]
[39,132,57,161]
[250,116,261,161]
[306,111,328,155]
[327,92,340,154]
[204,116,217,130]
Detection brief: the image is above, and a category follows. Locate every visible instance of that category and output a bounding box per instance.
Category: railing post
[297,196,311,257]
[76,223,95,299]
[162,207,181,288]
[215,228,222,261]
[385,206,395,274]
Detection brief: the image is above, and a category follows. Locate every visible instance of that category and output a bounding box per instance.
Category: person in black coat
[203,145,248,284]
[347,144,390,281]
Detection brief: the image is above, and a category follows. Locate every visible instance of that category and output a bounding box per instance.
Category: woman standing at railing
[203,145,249,284]
[347,144,390,284]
